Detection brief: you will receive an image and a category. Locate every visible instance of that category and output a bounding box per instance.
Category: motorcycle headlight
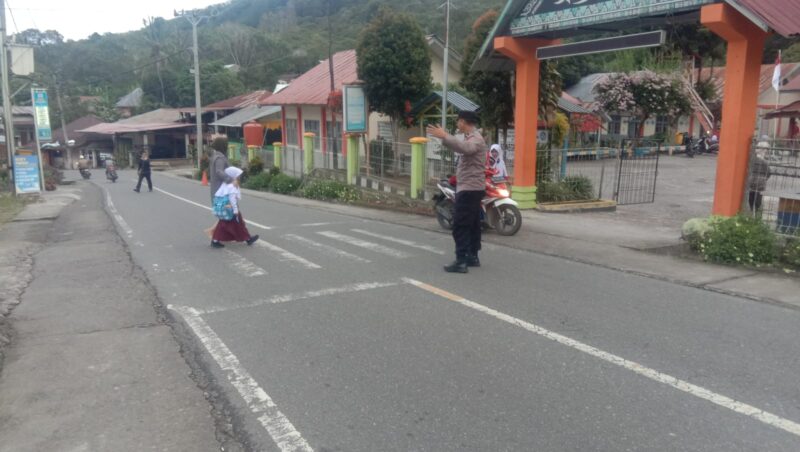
[498,189,510,197]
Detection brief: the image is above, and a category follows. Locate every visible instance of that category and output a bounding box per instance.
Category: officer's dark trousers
[452,190,485,260]
[136,172,152,191]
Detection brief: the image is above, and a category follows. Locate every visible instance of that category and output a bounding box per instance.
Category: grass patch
[0,194,25,225]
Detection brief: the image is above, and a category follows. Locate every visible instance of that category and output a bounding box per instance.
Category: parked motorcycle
[434,170,523,236]
[105,160,118,183]
[79,168,91,179]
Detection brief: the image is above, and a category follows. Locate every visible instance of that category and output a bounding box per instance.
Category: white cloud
[8,0,223,41]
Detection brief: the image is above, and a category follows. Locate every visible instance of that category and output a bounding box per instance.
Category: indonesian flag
[773,53,782,92]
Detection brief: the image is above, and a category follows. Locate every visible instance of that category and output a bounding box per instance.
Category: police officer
[426,111,488,273]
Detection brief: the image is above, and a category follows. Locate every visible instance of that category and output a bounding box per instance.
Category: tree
[594,71,691,142]
[356,7,431,145]
[460,10,514,143]
[14,28,64,46]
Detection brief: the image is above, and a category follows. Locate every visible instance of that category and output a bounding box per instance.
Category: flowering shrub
[594,71,691,137]
[695,215,775,266]
[303,180,360,203]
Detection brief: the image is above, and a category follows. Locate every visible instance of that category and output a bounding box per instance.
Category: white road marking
[195,281,399,315]
[298,222,337,227]
[403,278,800,439]
[153,187,272,230]
[104,189,133,237]
[316,231,411,258]
[284,234,371,263]
[253,239,321,269]
[351,228,446,255]
[223,250,267,277]
[169,306,313,452]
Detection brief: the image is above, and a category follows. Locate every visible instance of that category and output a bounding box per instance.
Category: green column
[347,134,360,185]
[273,142,282,171]
[410,137,428,199]
[303,132,315,175]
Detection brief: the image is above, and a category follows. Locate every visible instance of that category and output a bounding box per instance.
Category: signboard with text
[343,85,368,134]
[13,154,42,194]
[511,0,715,36]
[32,88,52,141]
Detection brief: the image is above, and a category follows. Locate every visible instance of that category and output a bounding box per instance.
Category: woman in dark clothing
[134,151,152,192]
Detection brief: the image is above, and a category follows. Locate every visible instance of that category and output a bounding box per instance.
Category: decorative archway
[473,0,787,215]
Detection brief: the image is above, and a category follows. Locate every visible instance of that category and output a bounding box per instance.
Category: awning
[408,91,480,118]
[210,105,281,128]
[76,122,193,135]
[764,101,800,119]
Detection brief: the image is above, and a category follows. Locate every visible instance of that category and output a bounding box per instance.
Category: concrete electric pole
[0,0,17,192]
[439,0,452,131]
[175,8,215,168]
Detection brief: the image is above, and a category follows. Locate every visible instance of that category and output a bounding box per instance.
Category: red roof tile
[260,50,359,106]
[698,63,800,96]
[735,0,800,38]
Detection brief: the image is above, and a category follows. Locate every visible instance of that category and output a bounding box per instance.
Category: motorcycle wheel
[495,204,522,236]
[435,199,454,230]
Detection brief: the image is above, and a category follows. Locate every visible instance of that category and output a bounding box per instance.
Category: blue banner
[32,88,52,141]
[344,85,368,133]
[13,154,41,194]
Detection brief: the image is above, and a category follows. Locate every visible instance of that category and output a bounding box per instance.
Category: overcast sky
[8,1,223,41]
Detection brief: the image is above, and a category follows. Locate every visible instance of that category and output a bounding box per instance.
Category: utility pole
[440,0,452,131]
[0,0,17,193]
[54,74,71,169]
[175,8,215,168]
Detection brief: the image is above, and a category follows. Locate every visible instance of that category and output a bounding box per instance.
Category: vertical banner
[32,88,52,141]
[343,85,368,134]
[13,154,41,194]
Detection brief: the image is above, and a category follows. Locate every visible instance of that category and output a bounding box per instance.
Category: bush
[269,173,301,194]
[697,215,776,266]
[781,238,800,268]
[43,165,63,191]
[269,166,281,176]
[249,156,264,175]
[369,139,394,174]
[682,217,716,250]
[303,180,360,202]
[537,176,595,203]
[242,172,271,191]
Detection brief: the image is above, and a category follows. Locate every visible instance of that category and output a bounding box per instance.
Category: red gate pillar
[495,37,556,209]
[701,4,767,216]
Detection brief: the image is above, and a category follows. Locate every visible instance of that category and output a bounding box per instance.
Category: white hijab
[215,167,243,198]
[489,144,508,178]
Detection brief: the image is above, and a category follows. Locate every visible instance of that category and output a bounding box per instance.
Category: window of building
[304,119,320,149]
[608,115,621,135]
[627,117,640,138]
[285,119,298,145]
[377,121,393,141]
[655,115,669,135]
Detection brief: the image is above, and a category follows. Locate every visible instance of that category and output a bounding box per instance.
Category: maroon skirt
[212,212,252,242]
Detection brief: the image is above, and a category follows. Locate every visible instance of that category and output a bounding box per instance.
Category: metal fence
[743,139,800,236]
[535,147,619,202]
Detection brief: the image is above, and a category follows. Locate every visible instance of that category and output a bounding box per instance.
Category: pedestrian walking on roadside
[748,144,771,213]
[210,167,259,248]
[133,151,152,192]
[209,137,233,203]
[426,111,488,273]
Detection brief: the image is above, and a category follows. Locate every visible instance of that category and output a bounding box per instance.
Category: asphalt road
[86,169,800,451]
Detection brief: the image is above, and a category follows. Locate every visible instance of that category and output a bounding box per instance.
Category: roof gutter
[724,0,770,32]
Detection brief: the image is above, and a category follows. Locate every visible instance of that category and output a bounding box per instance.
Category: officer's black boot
[444,257,468,273]
[466,253,480,267]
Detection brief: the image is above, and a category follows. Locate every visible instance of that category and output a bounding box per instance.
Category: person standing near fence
[426,111,488,273]
[133,151,152,193]
[748,142,771,213]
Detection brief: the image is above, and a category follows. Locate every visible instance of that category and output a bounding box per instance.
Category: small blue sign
[32,88,52,141]
[13,154,41,194]
[343,85,368,134]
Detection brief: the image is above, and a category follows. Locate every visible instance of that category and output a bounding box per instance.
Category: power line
[5,0,18,34]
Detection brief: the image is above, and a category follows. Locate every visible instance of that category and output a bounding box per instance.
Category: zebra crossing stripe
[316,231,411,258]
[253,240,321,269]
[350,229,446,255]
[284,234,371,263]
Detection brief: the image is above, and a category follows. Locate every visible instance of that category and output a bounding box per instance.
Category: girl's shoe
[211,240,224,248]
[246,235,259,245]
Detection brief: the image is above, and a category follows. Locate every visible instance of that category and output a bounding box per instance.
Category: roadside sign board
[343,85,368,133]
[13,154,41,194]
[32,88,52,141]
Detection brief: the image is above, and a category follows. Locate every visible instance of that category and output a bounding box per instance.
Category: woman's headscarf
[215,167,243,197]
[488,144,508,178]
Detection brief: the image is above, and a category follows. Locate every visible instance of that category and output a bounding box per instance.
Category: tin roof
[408,91,480,117]
[204,90,273,110]
[211,105,282,128]
[733,0,800,37]
[260,50,360,106]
